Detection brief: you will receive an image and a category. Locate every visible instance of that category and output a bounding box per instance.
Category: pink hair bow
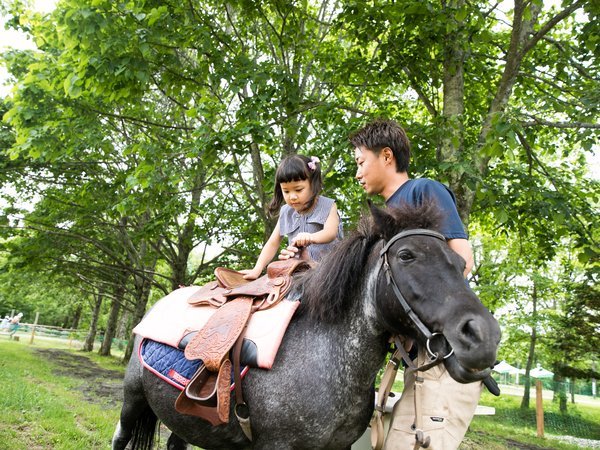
[308,156,320,171]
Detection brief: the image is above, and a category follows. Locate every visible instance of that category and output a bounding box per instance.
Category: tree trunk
[116,308,130,340]
[521,282,538,409]
[474,1,542,173]
[558,378,568,412]
[250,141,272,241]
[439,0,469,223]
[552,363,568,412]
[99,283,125,356]
[171,170,205,290]
[70,304,82,329]
[83,292,103,352]
[521,327,536,409]
[123,272,155,362]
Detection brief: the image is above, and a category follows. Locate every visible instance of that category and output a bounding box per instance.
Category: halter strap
[379,229,445,257]
[377,228,452,366]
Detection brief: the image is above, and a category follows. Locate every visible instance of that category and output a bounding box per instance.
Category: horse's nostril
[460,319,483,344]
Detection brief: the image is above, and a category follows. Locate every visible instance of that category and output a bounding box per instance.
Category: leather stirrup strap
[174,359,231,426]
[185,297,253,370]
[233,336,252,441]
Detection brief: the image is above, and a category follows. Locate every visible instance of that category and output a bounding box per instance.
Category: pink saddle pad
[133,286,299,369]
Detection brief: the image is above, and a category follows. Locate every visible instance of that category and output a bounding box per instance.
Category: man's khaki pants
[383,349,483,450]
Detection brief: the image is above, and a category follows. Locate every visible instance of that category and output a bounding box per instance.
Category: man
[350,118,480,449]
[352,119,473,277]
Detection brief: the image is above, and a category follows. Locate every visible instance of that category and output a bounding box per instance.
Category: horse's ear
[368,201,396,240]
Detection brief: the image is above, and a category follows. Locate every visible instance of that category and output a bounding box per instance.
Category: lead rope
[412,371,430,450]
[370,336,420,450]
[370,335,445,450]
[370,346,403,450]
[394,337,432,450]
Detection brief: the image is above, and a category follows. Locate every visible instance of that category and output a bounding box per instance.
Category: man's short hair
[349,119,411,172]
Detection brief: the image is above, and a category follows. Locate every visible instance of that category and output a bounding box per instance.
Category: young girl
[242,154,342,280]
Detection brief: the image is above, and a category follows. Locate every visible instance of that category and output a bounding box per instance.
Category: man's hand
[279,245,299,260]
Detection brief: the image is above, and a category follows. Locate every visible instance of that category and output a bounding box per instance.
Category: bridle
[372,229,490,450]
[377,228,454,371]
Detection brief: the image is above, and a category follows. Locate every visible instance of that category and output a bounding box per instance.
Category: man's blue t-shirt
[386,178,467,240]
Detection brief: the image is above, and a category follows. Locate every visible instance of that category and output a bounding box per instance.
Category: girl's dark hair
[268,154,323,217]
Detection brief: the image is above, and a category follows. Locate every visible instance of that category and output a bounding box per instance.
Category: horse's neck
[326,268,390,377]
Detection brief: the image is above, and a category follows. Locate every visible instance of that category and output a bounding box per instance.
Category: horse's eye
[397,249,414,262]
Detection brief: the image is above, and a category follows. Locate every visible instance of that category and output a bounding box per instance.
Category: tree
[338,0,597,221]
[1,0,597,365]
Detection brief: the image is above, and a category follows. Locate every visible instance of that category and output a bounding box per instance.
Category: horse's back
[119,290,382,450]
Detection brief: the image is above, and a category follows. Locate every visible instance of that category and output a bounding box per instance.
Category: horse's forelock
[374,200,444,240]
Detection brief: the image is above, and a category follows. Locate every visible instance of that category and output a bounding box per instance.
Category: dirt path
[34,348,124,407]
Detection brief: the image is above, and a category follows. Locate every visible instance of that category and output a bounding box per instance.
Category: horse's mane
[298,200,444,323]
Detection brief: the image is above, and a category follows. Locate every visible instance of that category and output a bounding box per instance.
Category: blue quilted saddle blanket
[139,338,247,391]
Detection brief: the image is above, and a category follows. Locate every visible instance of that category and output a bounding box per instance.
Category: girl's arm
[242,219,283,280]
[292,203,340,247]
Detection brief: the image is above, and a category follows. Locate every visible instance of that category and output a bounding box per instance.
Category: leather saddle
[175,258,311,427]
[186,259,303,309]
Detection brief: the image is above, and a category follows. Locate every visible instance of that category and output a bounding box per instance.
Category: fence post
[29,312,40,345]
[535,379,544,438]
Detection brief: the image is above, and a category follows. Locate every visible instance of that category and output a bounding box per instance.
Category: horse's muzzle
[444,354,492,383]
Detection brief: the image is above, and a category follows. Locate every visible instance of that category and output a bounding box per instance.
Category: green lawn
[466,390,600,449]
[0,338,123,449]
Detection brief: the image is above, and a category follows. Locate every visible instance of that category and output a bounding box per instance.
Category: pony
[112,202,501,449]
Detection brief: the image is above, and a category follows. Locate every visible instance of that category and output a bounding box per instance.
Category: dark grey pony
[112,202,501,450]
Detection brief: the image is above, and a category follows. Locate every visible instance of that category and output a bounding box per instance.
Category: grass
[467,390,600,449]
[0,338,124,449]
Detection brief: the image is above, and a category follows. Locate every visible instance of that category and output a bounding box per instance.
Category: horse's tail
[129,405,159,450]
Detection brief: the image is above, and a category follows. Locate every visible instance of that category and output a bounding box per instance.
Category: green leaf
[455,7,468,22]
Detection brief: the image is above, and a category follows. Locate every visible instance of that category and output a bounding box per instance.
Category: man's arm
[448,238,474,278]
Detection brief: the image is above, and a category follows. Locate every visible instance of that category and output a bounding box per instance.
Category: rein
[377,229,454,371]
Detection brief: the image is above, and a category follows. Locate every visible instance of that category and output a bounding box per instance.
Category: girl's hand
[292,233,312,248]
[241,268,262,280]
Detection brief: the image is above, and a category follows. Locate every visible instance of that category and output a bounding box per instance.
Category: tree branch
[522,0,586,55]
[520,117,600,129]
